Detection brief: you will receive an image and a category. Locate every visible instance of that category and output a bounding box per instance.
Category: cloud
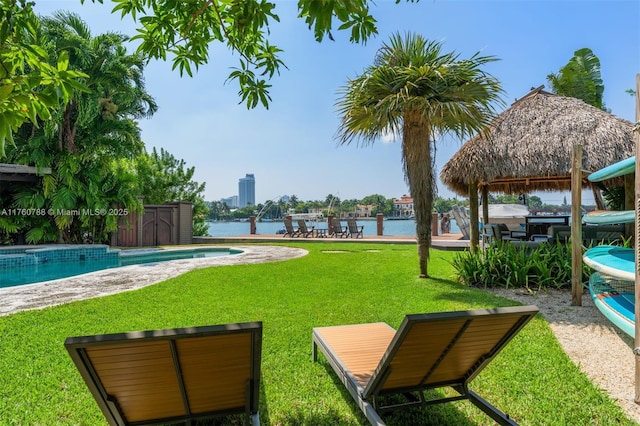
[381,129,400,144]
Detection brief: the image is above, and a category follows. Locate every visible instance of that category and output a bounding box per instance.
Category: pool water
[0,246,241,288]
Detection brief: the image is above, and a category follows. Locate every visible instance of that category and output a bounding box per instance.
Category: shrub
[451,240,591,291]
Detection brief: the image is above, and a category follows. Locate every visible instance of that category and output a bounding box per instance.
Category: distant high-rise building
[238,174,255,207]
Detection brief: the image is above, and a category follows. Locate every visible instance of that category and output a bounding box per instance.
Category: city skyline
[37,1,639,206]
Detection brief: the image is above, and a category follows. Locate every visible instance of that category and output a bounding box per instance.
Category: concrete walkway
[0,245,307,316]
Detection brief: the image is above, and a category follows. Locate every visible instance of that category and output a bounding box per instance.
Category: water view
[207,219,460,237]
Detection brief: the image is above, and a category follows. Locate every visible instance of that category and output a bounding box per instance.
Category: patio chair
[451,205,470,239]
[282,217,301,237]
[346,218,364,238]
[482,223,520,246]
[329,217,348,238]
[297,219,315,238]
[312,305,539,426]
[65,322,263,426]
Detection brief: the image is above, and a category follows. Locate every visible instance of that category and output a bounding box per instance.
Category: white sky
[36,1,640,205]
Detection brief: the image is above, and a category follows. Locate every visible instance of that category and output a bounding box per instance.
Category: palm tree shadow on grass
[314,359,482,426]
[422,273,523,308]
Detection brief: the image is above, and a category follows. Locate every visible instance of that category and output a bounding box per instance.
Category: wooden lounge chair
[282,217,301,237]
[297,219,315,238]
[65,322,262,426]
[329,217,348,238]
[312,306,539,425]
[346,218,364,238]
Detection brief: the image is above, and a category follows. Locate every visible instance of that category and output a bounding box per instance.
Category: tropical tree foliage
[547,48,626,209]
[487,194,543,210]
[40,11,157,154]
[547,47,605,109]
[2,1,418,154]
[207,200,231,220]
[361,194,392,216]
[135,148,210,236]
[1,12,154,244]
[336,33,503,277]
[0,1,87,154]
[433,197,466,215]
[81,0,388,110]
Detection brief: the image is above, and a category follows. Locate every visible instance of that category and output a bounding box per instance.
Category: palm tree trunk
[402,113,433,278]
[62,101,77,153]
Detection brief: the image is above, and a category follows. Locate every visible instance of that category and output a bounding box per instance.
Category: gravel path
[488,287,640,423]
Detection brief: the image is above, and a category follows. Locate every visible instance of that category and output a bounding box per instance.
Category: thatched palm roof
[440,87,635,196]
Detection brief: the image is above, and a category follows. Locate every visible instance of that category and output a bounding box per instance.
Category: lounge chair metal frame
[65,322,262,426]
[312,306,538,425]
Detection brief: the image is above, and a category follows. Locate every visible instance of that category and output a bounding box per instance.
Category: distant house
[392,195,414,218]
[355,204,373,218]
[308,207,324,217]
[339,204,374,219]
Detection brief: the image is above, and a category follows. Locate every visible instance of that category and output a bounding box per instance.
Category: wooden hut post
[469,182,479,252]
[481,185,490,227]
[633,73,640,405]
[571,144,583,306]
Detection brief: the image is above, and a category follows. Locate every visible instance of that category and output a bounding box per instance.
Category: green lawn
[0,243,633,425]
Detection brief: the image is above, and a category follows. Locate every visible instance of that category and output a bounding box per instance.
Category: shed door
[156,208,174,245]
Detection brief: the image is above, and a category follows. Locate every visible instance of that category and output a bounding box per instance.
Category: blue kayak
[588,273,635,338]
[588,156,635,182]
[583,245,634,281]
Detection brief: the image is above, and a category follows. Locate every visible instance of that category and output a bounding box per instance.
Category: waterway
[207,219,460,237]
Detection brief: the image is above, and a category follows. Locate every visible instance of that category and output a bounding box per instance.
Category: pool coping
[0,245,307,316]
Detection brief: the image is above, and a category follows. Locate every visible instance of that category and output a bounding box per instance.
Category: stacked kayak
[583,209,635,225]
[584,156,636,337]
[586,272,635,337]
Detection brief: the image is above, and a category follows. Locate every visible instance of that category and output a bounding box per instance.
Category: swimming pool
[0,245,242,288]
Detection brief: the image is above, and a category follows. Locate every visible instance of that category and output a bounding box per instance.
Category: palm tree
[547,47,605,110]
[336,33,503,277]
[40,11,157,154]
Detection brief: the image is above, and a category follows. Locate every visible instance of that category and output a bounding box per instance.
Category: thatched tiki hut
[441,86,635,250]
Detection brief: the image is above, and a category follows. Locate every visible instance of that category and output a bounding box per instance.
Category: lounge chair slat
[382,314,526,389]
[178,334,252,413]
[84,340,184,422]
[313,323,395,387]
